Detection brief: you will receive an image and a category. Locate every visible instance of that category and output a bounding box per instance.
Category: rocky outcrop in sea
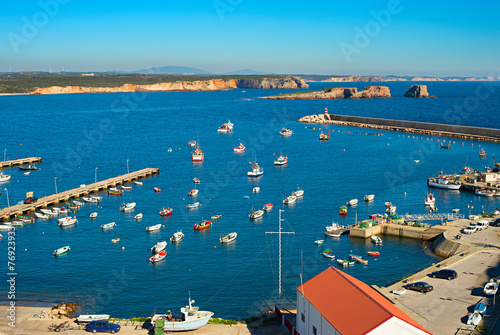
[404,84,430,98]
[259,86,390,100]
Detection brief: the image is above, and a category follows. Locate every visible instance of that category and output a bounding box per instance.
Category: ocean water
[0,81,499,319]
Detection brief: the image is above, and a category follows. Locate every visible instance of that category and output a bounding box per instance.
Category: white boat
[314,240,324,245]
[90,212,98,219]
[234,142,245,153]
[414,160,420,163]
[146,224,162,232]
[325,222,343,232]
[24,171,30,175]
[58,217,77,227]
[427,176,461,190]
[347,199,358,206]
[325,230,342,238]
[54,245,70,256]
[386,205,397,215]
[279,128,293,136]
[293,188,304,197]
[77,315,110,323]
[0,172,11,182]
[283,195,297,205]
[120,202,136,211]
[152,295,214,332]
[151,241,167,254]
[188,140,197,147]
[188,189,199,196]
[274,153,288,166]
[371,235,383,244]
[170,231,184,243]
[217,119,234,133]
[41,209,57,216]
[424,193,435,205]
[83,195,102,203]
[135,213,143,220]
[192,144,204,162]
[220,232,237,244]
[249,209,264,219]
[35,213,50,220]
[121,185,132,190]
[484,280,499,296]
[364,194,375,202]
[247,160,263,177]
[475,188,497,197]
[134,181,143,186]
[101,222,116,229]
[467,311,482,326]
[0,225,15,231]
[253,187,260,193]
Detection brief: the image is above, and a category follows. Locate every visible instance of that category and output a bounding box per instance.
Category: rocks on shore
[404,85,430,98]
[50,302,79,318]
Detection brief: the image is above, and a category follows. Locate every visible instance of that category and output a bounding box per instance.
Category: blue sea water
[0,81,499,319]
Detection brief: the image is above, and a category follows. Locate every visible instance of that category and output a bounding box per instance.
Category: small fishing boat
[170,231,184,243]
[108,189,123,196]
[41,209,57,216]
[19,164,38,171]
[337,259,355,266]
[247,161,263,177]
[249,209,264,219]
[414,160,420,163]
[101,222,116,229]
[243,195,249,199]
[134,181,143,186]
[475,188,497,197]
[151,241,167,253]
[253,187,260,193]
[325,230,342,238]
[3,221,23,227]
[53,246,70,256]
[159,207,173,216]
[467,311,482,326]
[24,171,30,175]
[66,202,81,210]
[440,143,451,149]
[76,315,110,323]
[314,240,324,245]
[211,214,222,220]
[263,203,274,211]
[234,143,245,153]
[0,172,11,182]
[111,238,120,243]
[293,188,304,197]
[146,224,162,232]
[120,202,136,212]
[188,189,199,196]
[364,194,375,202]
[274,153,288,166]
[386,205,397,215]
[280,128,293,136]
[217,119,234,133]
[35,213,50,220]
[371,235,383,245]
[150,250,167,263]
[283,195,297,205]
[474,301,487,314]
[319,131,330,141]
[484,280,499,296]
[326,222,344,232]
[479,149,487,157]
[384,202,392,208]
[151,295,214,331]
[121,185,132,190]
[192,144,204,162]
[188,140,196,147]
[193,178,200,184]
[220,232,237,244]
[347,199,358,206]
[193,220,212,230]
[83,195,102,203]
[58,217,77,227]
[135,213,143,220]
[187,202,200,209]
[90,212,98,219]
[167,148,172,152]
[367,251,380,257]
[427,175,462,190]
[339,206,347,215]
[424,193,435,205]
[322,249,335,259]
[154,187,161,193]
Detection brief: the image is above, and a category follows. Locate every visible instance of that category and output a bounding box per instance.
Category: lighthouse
[324,107,328,115]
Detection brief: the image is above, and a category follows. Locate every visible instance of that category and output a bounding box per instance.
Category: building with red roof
[296,267,432,335]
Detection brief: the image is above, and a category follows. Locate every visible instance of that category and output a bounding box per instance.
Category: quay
[428,170,500,195]
[298,113,500,142]
[0,157,42,169]
[0,167,159,221]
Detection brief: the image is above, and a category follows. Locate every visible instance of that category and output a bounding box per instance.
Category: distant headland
[296,74,500,82]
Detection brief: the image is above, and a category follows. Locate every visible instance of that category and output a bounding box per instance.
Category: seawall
[298,113,500,142]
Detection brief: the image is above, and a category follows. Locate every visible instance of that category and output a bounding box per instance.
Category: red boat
[150,250,167,263]
[154,187,161,193]
[194,220,212,230]
[159,207,173,216]
[367,251,380,257]
[108,190,123,196]
[339,206,347,215]
[263,203,274,211]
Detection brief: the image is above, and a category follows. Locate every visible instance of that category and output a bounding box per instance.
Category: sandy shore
[0,306,288,335]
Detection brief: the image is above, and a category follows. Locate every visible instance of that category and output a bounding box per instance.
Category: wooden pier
[0,168,159,221]
[0,157,42,169]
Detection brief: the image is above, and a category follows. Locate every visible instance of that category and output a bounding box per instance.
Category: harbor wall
[431,231,471,258]
[350,223,450,241]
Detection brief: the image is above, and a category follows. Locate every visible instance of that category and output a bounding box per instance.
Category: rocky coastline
[259,85,391,100]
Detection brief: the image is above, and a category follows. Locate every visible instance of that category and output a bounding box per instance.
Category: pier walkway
[0,157,42,169]
[0,168,159,221]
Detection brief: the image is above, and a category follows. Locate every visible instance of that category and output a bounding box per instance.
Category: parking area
[386,250,500,334]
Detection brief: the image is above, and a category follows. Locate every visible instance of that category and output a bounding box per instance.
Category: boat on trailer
[152,295,214,331]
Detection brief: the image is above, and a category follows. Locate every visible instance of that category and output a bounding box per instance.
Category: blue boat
[474,301,487,314]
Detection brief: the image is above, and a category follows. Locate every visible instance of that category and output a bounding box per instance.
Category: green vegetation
[323,86,348,92]
[0,73,287,94]
[208,318,242,325]
[272,90,317,97]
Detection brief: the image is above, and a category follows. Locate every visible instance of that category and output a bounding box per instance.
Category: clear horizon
[2,1,499,77]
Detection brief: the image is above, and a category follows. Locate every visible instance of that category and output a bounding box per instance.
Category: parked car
[403,282,433,293]
[462,226,477,234]
[428,269,458,280]
[474,220,489,230]
[491,218,500,227]
[86,320,121,333]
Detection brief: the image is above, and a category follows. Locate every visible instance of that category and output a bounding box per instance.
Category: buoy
[122,247,125,250]
[25,249,27,251]
[214,246,216,249]
[162,225,165,228]
[404,192,407,197]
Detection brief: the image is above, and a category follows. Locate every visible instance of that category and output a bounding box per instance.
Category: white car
[475,220,489,230]
[462,226,477,234]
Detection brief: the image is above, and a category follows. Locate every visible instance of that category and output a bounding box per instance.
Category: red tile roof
[297,267,431,334]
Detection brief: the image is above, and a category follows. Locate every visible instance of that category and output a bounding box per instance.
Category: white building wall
[367,317,430,335]
[296,291,340,335]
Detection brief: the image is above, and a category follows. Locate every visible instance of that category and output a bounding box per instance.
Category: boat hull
[427,181,461,190]
[157,312,214,331]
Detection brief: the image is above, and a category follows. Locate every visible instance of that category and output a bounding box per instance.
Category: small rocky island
[404,84,433,98]
[259,86,391,100]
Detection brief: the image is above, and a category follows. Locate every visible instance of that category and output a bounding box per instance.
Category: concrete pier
[0,167,159,221]
[350,222,455,240]
[0,157,42,169]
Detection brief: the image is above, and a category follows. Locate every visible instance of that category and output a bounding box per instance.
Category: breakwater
[0,157,42,169]
[298,114,500,142]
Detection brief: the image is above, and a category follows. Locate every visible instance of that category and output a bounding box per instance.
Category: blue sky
[1,0,499,76]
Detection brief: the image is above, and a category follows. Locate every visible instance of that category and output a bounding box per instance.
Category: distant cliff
[29,76,308,95]
[259,86,390,100]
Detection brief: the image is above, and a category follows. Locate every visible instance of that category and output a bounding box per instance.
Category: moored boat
[319,131,330,141]
[151,295,214,331]
[154,187,161,193]
[187,202,200,209]
[151,241,167,253]
[192,144,204,162]
[367,251,380,257]
[58,217,78,227]
[364,194,375,202]
[135,213,143,220]
[170,231,184,243]
[111,238,120,243]
[234,142,245,153]
[0,172,12,182]
[101,222,116,229]
[371,235,383,244]
[424,193,435,205]
[247,161,263,177]
[273,153,288,166]
[53,246,70,256]
[211,214,222,220]
[440,143,451,149]
[188,189,199,196]
[90,212,98,219]
[134,181,143,186]
[35,213,50,220]
[150,250,167,263]
[337,259,355,266]
[427,175,461,190]
[146,224,162,232]
[188,140,196,147]
[194,220,212,230]
[220,232,237,244]
[293,188,304,197]
[108,189,123,195]
[347,199,358,206]
[217,119,234,133]
[120,202,136,211]
[475,188,497,197]
[253,187,260,193]
[121,185,132,190]
[193,178,200,184]
[263,203,274,211]
[339,206,347,215]
[314,240,324,245]
[322,249,335,259]
[249,209,264,219]
[18,164,38,170]
[479,149,487,157]
[283,195,297,205]
[159,207,173,216]
[280,128,293,136]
